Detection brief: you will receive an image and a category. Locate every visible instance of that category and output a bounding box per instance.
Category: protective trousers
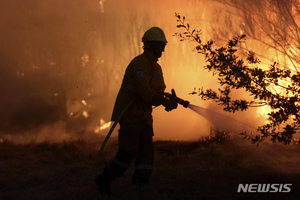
[104,121,154,185]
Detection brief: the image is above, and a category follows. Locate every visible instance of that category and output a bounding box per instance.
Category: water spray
[165,89,256,132]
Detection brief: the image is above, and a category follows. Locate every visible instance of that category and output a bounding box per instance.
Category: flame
[94,118,112,133]
[99,0,106,13]
[5,0,300,142]
[256,106,272,120]
[80,53,89,67]
[81,100,87,106]
[82,111,89,118]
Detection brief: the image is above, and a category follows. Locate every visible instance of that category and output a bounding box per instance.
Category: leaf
[177,24,185,28]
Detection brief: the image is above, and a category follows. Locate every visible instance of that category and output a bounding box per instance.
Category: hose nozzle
[164,89,190,108]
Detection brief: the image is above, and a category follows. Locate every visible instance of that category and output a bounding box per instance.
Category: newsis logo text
[237,184,292,193]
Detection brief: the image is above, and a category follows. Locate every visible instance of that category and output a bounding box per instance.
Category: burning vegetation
[1,1,300,198]
[3,0,297,142]
[174,0,300,145]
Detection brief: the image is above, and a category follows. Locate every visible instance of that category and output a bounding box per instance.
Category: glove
[162,99,178,112]
[169,89,177,100]
[151,94,178,111]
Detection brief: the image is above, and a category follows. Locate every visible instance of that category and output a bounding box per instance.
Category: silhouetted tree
[175,13,300,145]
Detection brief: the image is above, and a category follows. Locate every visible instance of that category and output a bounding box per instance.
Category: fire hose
[69,89,189,200]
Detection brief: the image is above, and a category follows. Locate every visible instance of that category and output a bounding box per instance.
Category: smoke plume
[0,0,269,142]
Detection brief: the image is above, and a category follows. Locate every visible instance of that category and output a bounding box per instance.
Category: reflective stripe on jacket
[111,51,166,126]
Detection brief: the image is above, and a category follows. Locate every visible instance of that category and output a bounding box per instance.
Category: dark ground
[0,134,299,200]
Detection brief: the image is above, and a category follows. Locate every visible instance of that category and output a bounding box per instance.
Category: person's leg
[95,122,140,195]
[132,123,154,186]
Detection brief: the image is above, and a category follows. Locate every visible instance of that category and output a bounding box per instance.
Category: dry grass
[0,132,299,200]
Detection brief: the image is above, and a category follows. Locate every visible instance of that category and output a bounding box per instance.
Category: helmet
[142,27,167,43]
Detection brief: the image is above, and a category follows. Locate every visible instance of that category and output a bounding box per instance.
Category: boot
[95,160,128,195]
[132,168,151,187]
[95,172,113,196]
[132,175,148,187]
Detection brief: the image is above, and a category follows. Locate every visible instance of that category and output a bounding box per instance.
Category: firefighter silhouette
[95,27,178,195]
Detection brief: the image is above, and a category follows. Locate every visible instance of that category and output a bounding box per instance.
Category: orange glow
[2,0,299,142]
[81,100,87,106]
[95,118,112,133]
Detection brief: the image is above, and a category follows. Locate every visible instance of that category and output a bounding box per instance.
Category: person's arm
[132,64,177,111]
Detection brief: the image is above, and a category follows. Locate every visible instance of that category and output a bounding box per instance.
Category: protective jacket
[111,51,166,126]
